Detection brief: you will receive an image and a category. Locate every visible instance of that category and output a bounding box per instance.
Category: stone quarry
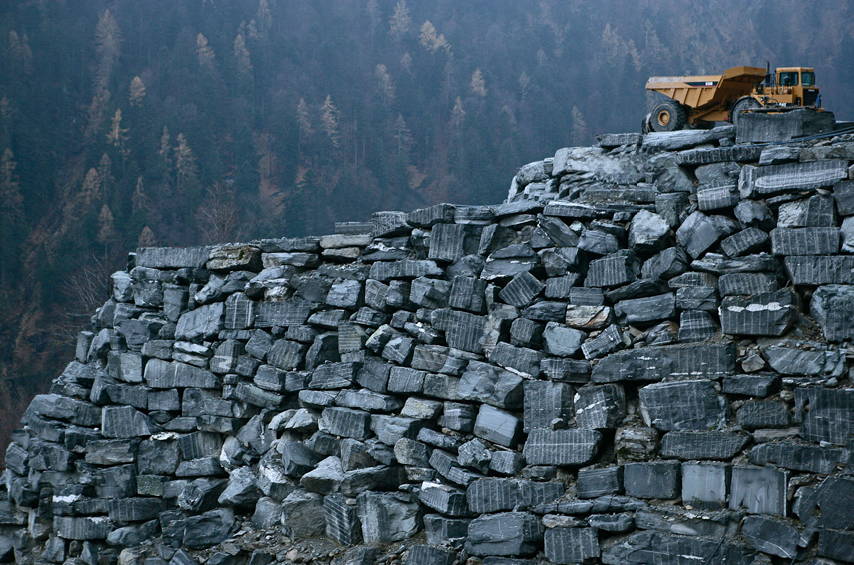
[1,114,853,564]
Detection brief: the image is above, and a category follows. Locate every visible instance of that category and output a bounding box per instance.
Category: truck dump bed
[646,66,766,111]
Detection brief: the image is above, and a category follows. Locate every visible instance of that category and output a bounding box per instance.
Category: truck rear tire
[650,100,687,132]
[731,97,761,126]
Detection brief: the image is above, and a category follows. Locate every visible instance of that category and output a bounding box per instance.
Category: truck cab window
[801,71,815,86]
[779,72,798,86]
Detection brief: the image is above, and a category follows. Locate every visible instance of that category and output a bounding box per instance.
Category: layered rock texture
[2,120,854,564]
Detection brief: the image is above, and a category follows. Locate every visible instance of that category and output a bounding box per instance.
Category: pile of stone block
[1,122,853,564]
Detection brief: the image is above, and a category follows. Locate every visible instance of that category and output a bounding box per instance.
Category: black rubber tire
[731,97,761,126]
[641,113,653,134]
[650,100,687,132]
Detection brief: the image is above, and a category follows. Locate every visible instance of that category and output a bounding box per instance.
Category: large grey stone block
[144,359,218,389]
[660,431,748,460]
[720,227,769,257]
[592,343,734,383]
[544,527,600,564]
[405,545,455,565]
[717,272,778,296]
[771,227,840,255]
[136,246,211,269]
[175,302,224,341]
[523,429,601,466]
[310,362,358,389]
[784,254,854,285]
[542,323,585,357]
[585,251,640,288]
[182,509,235,549]
[614,293,675,323]
[324,494,362,545]
[602,530,755,564]
[739,158,848,198]
[458,361,523,409]
[465,512,543,557]
[729,465,786,515]
[279,490,325,538]
[639,380,725,431]
[575,384,625,429]
[810,284,854,341]
[623,461,680,499]
[749,441,845,475]
[356,491,420,543]
[473,405,521,448]
[418,481,469,517]
[101,406,151,438]
[577,466,623,499]
[796,387,854,445]
[466,478,564,513]
[488,341,541,377]
[681,462,729,507]
[719,288,797,336]
[741,516,798,559]
[676,211,725,258]
[523,380,573,432]
[53,516,114,540]
[319,408,372,440]
[27,393,101,427]
[430,308,486,353]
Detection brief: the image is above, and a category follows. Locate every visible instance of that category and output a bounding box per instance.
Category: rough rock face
[2,120,854,565]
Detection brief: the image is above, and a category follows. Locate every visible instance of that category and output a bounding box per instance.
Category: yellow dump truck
[643,65,821,132]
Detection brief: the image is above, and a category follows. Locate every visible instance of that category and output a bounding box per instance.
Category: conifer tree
[233,32,253,79]
[470,68,487,97]
[84,88,111,141]
[196,33,216,72]
[366,0,381,36]
[97,153,114,198]
[256,0,273,36]
[138,225,156,247]
[0,148,23,282]
[74,168,102,220]
[94,9,122,90]
[174,133,200,196]
[159,127,172,172]
[389,0,411,41]
[131,176,150,217]
[320,95,340,148]
[106,109,129,156]
[8,31,33,75]
[419,21,450,54]
[570,105,589,145]
[296,98,313,158]
[392,114,413,161]
[129,76,146,107]
[96,204,118,259]
[451,96,465,132]
[375,64,396,104]
[518,71,531,99]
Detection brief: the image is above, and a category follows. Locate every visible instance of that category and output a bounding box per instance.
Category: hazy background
[1,0,852,456]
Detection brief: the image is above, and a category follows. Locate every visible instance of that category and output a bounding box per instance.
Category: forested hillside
[0,0,852,452]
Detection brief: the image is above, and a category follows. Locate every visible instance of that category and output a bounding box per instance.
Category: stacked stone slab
[2,122,853,565]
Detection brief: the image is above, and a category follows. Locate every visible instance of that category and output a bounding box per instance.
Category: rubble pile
[2,121,853,565]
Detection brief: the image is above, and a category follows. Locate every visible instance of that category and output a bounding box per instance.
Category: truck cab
[760,67,820,107]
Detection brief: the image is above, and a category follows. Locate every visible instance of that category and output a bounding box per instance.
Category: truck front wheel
[731,97,761,126]
[650,100,687,132]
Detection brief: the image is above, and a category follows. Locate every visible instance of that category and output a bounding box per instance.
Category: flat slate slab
[522,429,601,466]
[591,343,734,383]
[639,380,725,431]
